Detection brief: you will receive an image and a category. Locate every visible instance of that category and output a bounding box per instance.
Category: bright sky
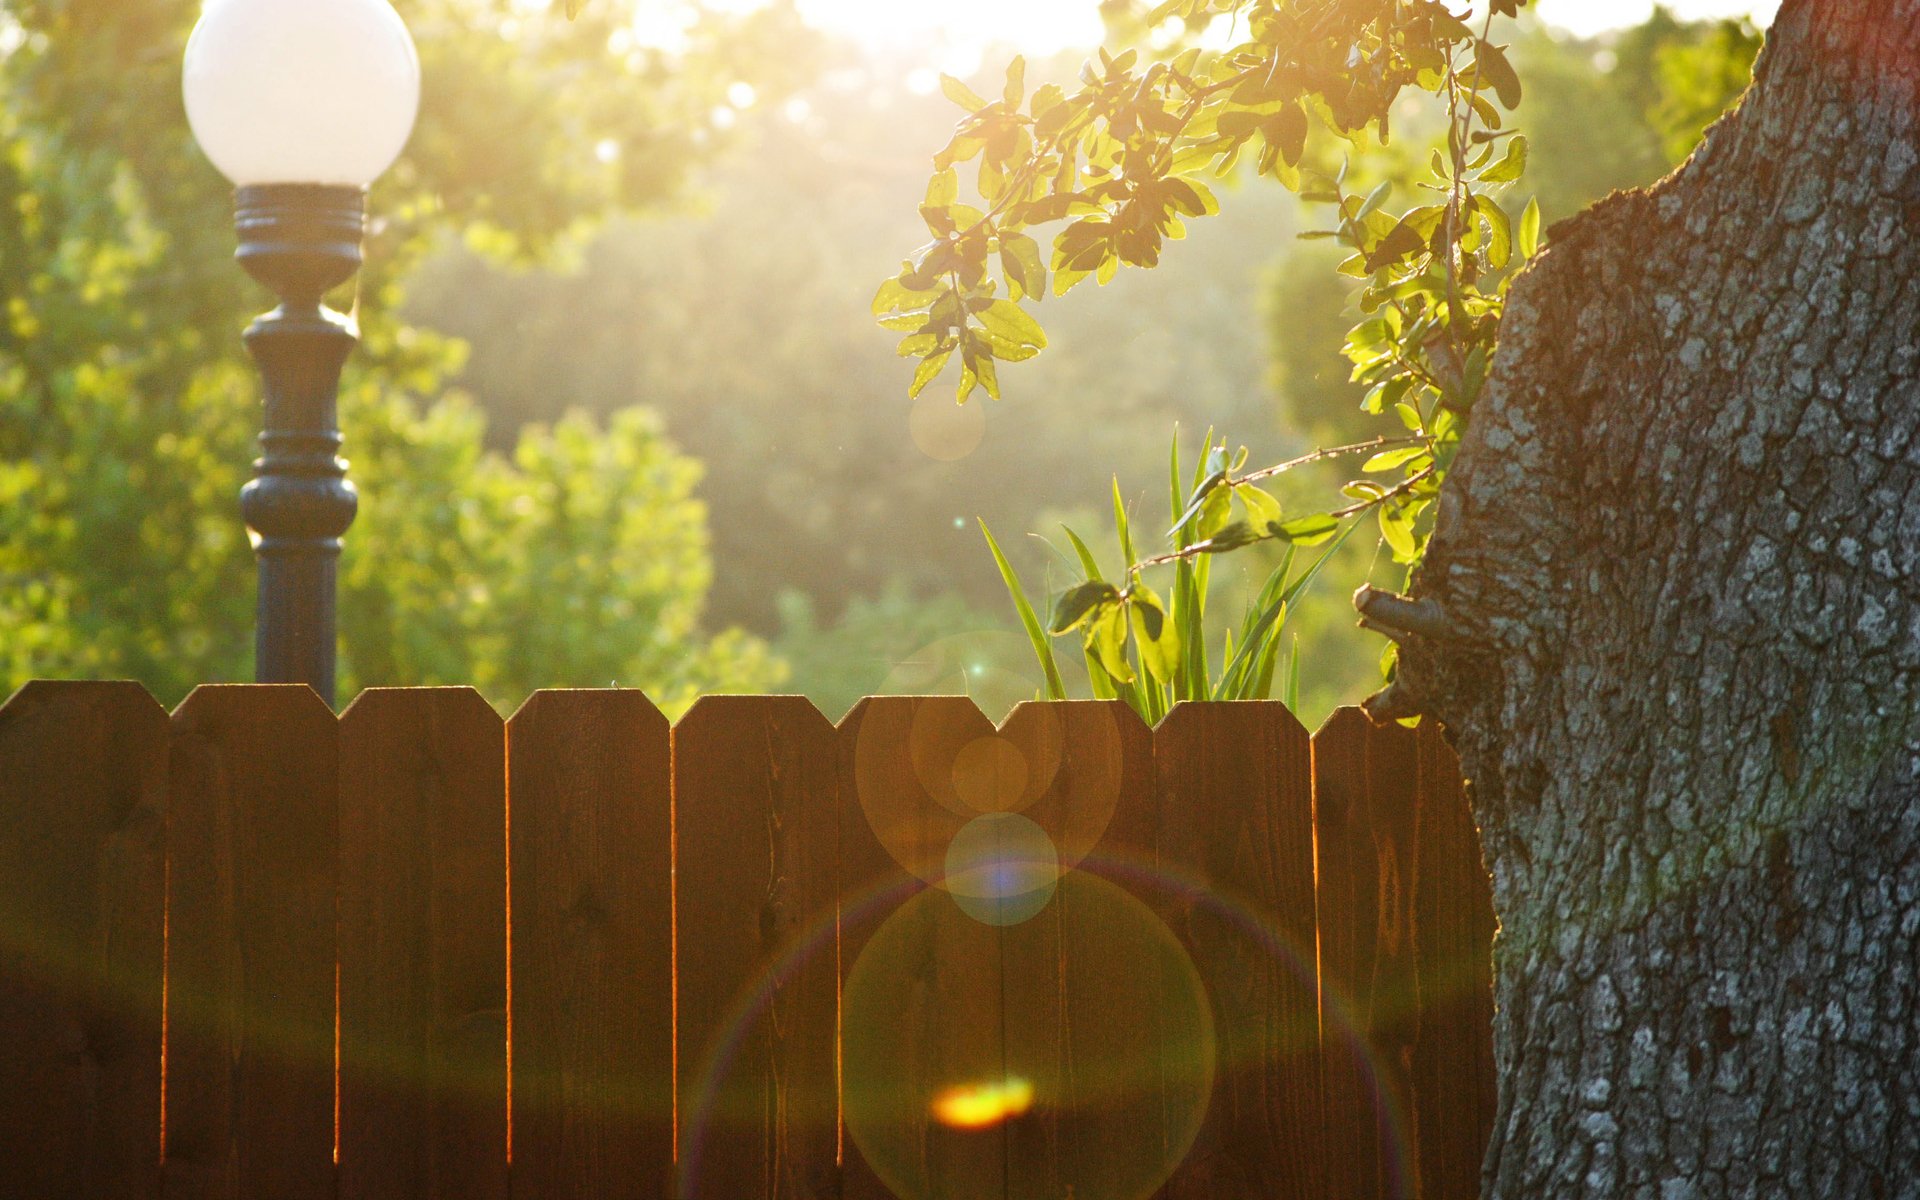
[776,0,1778,55]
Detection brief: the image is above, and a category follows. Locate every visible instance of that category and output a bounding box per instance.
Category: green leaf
[1050,579,1120,633]
[1356,180,1392,220]
[1480,196,1513,269]
[1363,220,1427,272]
[977,299,1047,351]
[1475,40,1523,109]
[1479,134,1528,183]
[1129,586,1180,685]
[1196,484,1232,541]
[1267,104,1308,168]
[1379,501,1417,561]
[1519,196,1542,260]
[1237,483,1282,531]
[981,521,1068,700]
[941,74,989,111]
[909,349,952,398]
[1170,468,1227,537]
[1000,233,1046,300]
[1113,477,1136,568]
[1194,519,1262,553]
[973,353,1001,399]
[925,168,959,207]
[872,274,932,316]
[1085,601,1135,683]
[1275,513,1340,545]
[1363,445,1429,472]
[1062,524,1105,581]
[895,331,938,358]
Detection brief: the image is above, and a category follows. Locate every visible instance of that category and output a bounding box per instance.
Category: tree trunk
[1360,1,1920,1195]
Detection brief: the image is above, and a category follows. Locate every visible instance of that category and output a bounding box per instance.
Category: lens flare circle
[909,387,986,461]
[943,812,1059,926]
[843,873,1214,1200]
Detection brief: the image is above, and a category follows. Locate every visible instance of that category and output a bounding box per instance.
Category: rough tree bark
[1358,1,1920,1195]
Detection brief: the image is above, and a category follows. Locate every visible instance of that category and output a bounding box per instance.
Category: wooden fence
[0,680,1494,1200]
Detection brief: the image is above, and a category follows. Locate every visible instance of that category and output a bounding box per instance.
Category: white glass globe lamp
[183,0,420,187]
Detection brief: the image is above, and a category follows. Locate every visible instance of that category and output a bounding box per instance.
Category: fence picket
[0,680,1496,1198]
[1155,701,1324,1200]
[163,685,338,1200]
[1312,708,1422,1200]
[0,681,167,1199]
[834,696,991,1200]
[1410,723,1496,1197]
[672,695,840,1200]
[994,701,1185,1200]
[338,687,508,1200]
[505,689,673,1199]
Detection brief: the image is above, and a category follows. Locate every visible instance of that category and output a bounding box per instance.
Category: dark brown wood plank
[997,701,1210,1200]
[1155,701,1324,1200]
[1409,723,1496,1198]
[506,689,672,1199]
[1311,707,1384,1200]
[1311,708,1423,1200]
[834,696,984,1200]
[163,684,338,1200]
[338,687,507,1200]
[672,695,839,1200]
[0,680,167,1200]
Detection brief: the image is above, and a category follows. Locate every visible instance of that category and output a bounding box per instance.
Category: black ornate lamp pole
[182,0,420,706]
[233,186,366,704]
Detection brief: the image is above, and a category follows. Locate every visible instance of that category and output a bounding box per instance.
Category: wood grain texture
[1408,724,1494,1198]
[0,681,167,1200]
[506,690,672,1199]
[1155,702,1323,1200]
[833,697,978,1200]
[338,688,508,1200]
[1311,708,1421,1200]
[672,695,840,1200]
[994,702,1196,1200]
[163,685,339,1200]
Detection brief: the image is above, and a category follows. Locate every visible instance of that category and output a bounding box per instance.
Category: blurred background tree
[0,0,810,710]
[2,0,1760,720]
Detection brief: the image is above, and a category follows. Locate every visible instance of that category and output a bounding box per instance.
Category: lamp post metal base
[235,183,366,707]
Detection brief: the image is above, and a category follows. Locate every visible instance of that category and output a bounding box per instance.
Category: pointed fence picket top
[0,681,167,1200]
[505,689,674,1199]
[0,683,1495,1200]
[164,684,339,1200]
[1155,700,1325,1200]
[672,694,840,1200]
[338,687,508,1200]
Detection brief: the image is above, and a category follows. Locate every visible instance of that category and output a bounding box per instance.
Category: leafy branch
[883,0,1547,712]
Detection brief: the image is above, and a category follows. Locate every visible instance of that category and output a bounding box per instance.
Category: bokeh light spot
[844,874,1214,1200]
[944,812,1057,926]
[909,388,986,461]
[951,734,1028,814]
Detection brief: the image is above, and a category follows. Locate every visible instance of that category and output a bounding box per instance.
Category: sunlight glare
[932,1077,1036,1129]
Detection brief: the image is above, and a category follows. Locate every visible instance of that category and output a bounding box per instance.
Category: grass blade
[981,519,1068,700]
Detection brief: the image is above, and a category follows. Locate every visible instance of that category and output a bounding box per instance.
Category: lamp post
[183,0,420,707]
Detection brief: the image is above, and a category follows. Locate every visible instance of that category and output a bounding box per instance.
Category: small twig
[1239,434,1428,484]
[1329,464,1436,519]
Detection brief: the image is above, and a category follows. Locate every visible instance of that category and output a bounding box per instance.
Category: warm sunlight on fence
[0,680,1494,1200]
